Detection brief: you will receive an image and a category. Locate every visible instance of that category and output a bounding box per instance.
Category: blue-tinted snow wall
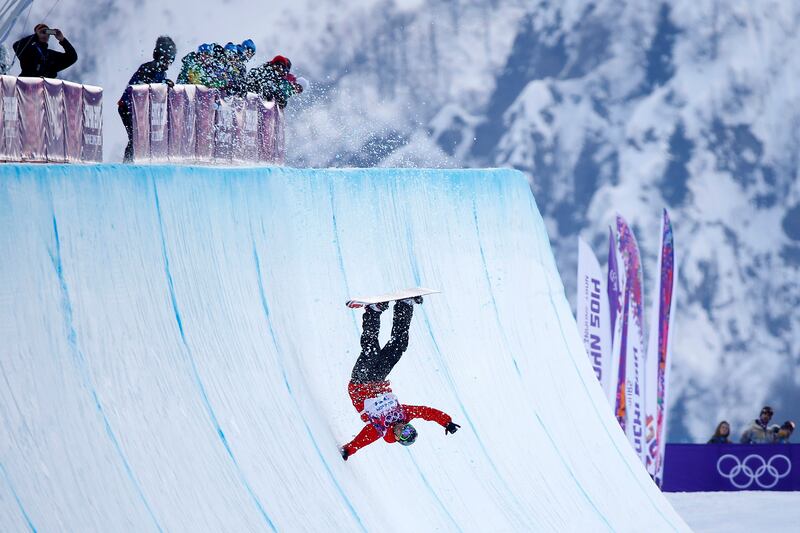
[0,164,688,532]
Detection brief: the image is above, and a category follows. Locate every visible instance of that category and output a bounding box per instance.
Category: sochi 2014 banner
[616,215,646,464]
[576,238,614,408]
[608,227,625,428]
[644,209,677,485]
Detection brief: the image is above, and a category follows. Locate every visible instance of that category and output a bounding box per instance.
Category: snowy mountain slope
[4,0,798,443]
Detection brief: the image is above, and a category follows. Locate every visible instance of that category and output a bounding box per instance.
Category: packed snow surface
[667,491,800,533]
[0,165,688,531]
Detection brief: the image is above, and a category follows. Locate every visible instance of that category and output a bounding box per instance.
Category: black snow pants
[118,103,134,163]
[350,301,414,384]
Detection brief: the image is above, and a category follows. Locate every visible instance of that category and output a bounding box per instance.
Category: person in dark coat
[246,55,300,108]
[12,23,77,78]
[118,36,177,162]
[707,421,732,444]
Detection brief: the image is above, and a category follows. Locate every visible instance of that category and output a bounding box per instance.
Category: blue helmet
[198,43,213,54]
[241,39,256,54]
[224,42,238,53]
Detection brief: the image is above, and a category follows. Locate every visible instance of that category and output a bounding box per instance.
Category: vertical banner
[194,86,217,162]
[237,93,260,162]
[81,84,103,162]
[167,84,186,160]
[608,228,622,343]
[610,227,626,429]
[273,104,285,164]
[577,238,613,407]
[149,84,169,162]
[229,96,246,163]
[168,84,197,160]
[617,215,646,464]
[647,209,677,485]
[129,85,150,161]
[214,96,236,163]
[258,99,276,162]
[43,79,66,162]
[16,77,46,161]
[62,81,83,162]
[1,76,21,161]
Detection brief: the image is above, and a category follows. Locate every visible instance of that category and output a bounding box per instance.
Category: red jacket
[344,380,452,457]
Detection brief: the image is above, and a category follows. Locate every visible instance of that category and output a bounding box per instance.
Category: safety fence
[662,444,799,491]
[0,76,102,162]
[125,84,284,165]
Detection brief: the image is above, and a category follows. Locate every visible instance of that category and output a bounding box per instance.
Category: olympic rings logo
[716,454,792,489]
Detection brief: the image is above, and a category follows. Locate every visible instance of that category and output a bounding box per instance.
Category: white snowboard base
[345,287,440,308]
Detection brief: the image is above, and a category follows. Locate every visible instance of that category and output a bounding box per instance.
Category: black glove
[340,446,350,461]
[445,422,460,435]
[165,79,175,88]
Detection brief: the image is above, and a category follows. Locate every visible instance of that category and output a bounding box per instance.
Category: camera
[43,29,57,36]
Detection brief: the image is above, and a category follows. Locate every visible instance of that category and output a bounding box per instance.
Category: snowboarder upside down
[340,297,460,460]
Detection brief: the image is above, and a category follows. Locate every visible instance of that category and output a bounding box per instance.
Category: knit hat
[153,35,176,62]
[270,55,291,69]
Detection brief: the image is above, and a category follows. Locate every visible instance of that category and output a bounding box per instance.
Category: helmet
[396,423,417,446]
[198,43,213,54]
[241,39,256,54]
[224,42,238,53]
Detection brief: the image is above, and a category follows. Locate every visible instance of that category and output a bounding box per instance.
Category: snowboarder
[340,297,460,460]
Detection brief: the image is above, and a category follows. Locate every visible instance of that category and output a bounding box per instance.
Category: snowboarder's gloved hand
[445,422,460,435]
[340,446,350,461]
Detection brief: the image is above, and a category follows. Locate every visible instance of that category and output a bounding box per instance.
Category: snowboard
[345,287,440,309]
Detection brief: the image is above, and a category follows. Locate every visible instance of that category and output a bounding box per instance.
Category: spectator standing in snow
[118,36,177,162]
[740,406,775,444]
[12,23,77,78]
[707,421,732,444]
[246,55,302,108]
[772,421,795,444]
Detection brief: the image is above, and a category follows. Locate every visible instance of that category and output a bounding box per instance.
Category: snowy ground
[666,492,800,533]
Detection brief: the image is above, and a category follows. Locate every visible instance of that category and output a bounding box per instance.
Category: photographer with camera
[12,23,78,79]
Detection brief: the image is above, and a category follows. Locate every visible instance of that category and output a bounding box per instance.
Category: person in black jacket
[12,23,77,78]
[118,36,177,162]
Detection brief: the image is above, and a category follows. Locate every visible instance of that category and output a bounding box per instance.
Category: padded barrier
[126,84,284,164]
[0,76,102,163]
